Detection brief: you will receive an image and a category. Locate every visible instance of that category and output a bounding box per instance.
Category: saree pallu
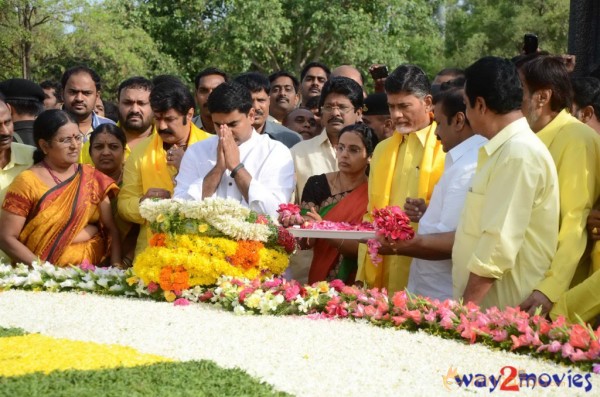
[2,165,118,266]
[308,182,369,284]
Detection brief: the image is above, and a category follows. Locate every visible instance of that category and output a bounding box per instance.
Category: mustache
[127,112,142,119]
[254,109,265,116]
[327,117,344,124]
[0,134,11,140]
[158,128,175,135]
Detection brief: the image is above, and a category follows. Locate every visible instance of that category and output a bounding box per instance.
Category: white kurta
[406,135,487,301]
[174,130,295,219]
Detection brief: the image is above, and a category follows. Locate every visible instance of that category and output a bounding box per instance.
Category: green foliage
[443,0,569,68]
[0,360,292,397]
[0,0,570,89]
[0,326,26,337]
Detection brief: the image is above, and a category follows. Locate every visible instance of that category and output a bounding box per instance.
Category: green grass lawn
[0,327,292,397]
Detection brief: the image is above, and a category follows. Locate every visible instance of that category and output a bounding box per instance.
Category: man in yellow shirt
[0,96,35,262]
[118,81,209,256]
[452,57,559,309]
[356,65,445,293]
[515,56,600,316]
[81,77,155,164]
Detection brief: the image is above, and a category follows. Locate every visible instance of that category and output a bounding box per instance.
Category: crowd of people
[1,53,600,326]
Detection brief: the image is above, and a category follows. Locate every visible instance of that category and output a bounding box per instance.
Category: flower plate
[287,228,376,240]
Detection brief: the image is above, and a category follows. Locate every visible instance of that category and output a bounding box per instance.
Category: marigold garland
[133,235,288,288]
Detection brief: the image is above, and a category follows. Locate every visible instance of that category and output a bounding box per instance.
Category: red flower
[569,324,591,349]
[277,226,297,254]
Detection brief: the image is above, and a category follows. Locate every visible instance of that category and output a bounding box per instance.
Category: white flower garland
[139,198,273,242]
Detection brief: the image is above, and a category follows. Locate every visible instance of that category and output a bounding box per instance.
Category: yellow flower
[156,213,165,223]
[0,334,171,377]
[164,291,176,302]
[126,276,139,286]
[198,223,209,233]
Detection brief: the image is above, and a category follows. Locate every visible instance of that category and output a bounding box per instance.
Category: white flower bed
[0,290,597,396]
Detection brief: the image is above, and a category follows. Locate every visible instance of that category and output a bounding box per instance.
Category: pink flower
[174,298,190,306]
[561,342,575,359]
[147,282,159,293]
[569,324,591,349]
[79,259,95,272]
[405,309,422,324]
[392,315,408,326]
[263,278,283,289]
[284,284,300,302]
[366,239,382,265]
[392,291,408,310]
[491,329,508,342]
[329,279,345,292]
[352,304,366,318]
[593,363,600,374]
[238,287,255,302]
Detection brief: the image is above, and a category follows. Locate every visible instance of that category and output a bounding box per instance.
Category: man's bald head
[331,65,364,87]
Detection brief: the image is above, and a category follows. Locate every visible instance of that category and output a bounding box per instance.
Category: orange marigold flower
[150,233,167,247]
[159,265,190,292]
[228,240,263,270]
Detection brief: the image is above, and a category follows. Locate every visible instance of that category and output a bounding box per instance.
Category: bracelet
[337,239,345,250]
[230,163,245,178]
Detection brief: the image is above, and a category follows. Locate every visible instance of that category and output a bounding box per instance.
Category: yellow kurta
[79,123,156,165]
[535,109,600,302]
[356,122,445,293]
[452,118,559,309]
[117,124,209,256]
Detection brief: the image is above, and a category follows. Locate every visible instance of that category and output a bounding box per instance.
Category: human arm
[376,231,455,260]
[0,210,38,265]
[462,273,496,305]
[523,134,599,313]
[99,196,121,267]
[587,209,600,240]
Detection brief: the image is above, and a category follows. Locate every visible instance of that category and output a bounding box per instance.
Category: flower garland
[134,235,289,290]
[1,262,598,373]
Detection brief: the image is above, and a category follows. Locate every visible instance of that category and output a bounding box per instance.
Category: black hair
[117,76,153,100]
[88,123,126,153]
[571,76,600,121]
[152,75,185,87]
[464,56,523,114]
[32,110,76,163]
[433,84,470,126]
[305,95,321,110]
[300,61,331,81]
[194,67,229,89]
[338,123,379,157]
[511,51,550,68]
[385,64,431,97]
[234,72,270,94]
[4,98,44,117]
[0,92,5,102]
[207,81,253,114]
[268,71,300,92]
[61,65,102,92]
[318,77,364,110]
[40,80,62,102]
[518,55,573,112]
[434,68,465,79]
[102,101,119,122]
[150,82,196,117]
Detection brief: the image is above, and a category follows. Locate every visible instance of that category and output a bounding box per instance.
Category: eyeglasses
[321,105,355,114]
[53,134,83,146]
[335,144,364,155]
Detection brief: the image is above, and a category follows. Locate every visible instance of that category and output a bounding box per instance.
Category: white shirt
[407,135,487,301]
[174,130,295,219]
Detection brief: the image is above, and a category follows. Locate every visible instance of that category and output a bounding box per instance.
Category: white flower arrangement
[139,198,273,242]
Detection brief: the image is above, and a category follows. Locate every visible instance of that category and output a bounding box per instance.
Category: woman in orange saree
[0,110,120,267]
[299,124,378,284]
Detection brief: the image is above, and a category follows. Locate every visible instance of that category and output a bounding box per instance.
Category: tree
[443,0,569,68]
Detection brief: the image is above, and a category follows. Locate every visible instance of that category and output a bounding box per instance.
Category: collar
[4,143,32,169]
[482,117,530,156]
[395,122,435,147]
[447,134,487,164]
[536,109,573,147]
